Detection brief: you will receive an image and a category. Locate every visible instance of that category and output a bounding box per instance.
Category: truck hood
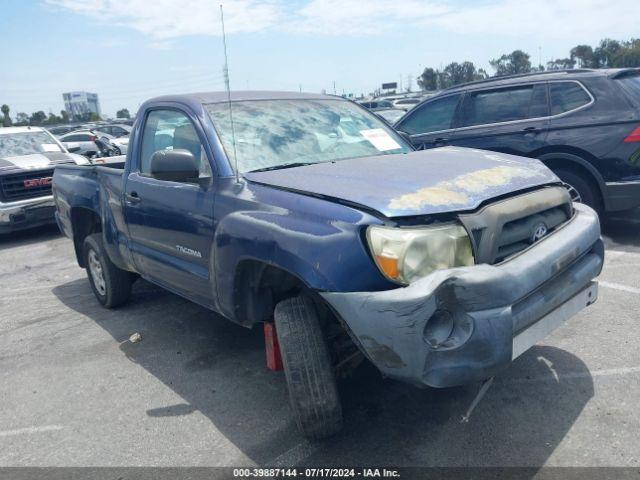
[244,147,560,217]
[0,152,87,174]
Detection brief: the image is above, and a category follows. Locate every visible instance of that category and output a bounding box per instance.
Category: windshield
[205,99,411,173]
[0,131,62,158]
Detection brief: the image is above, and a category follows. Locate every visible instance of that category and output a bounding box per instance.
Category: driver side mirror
[150,149,199,183]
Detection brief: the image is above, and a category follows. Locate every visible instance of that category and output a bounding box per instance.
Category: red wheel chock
[264,322,283,371]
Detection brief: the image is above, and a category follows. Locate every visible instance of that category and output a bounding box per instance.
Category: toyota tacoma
[52,91,603,439]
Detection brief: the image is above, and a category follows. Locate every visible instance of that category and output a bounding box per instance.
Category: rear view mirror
[149,149,199,183]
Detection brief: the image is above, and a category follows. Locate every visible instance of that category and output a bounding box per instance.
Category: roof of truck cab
[144,91,336,108]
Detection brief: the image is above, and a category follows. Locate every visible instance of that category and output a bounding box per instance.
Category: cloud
[45,0,282,39]
[45,0,640,40]
[423,0,640,39]
[286,0,451,36]
[289,0,640,38]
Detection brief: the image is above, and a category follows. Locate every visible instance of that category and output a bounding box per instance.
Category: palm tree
[1,104,12,127]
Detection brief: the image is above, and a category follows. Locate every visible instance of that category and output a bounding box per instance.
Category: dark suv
[395,68,640,213]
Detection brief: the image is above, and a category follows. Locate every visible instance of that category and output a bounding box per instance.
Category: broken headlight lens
[367,223,475,285]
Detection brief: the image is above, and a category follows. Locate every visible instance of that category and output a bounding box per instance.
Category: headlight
[367,223,474,285]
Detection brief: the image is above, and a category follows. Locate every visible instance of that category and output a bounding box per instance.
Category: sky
[1,0,639,118]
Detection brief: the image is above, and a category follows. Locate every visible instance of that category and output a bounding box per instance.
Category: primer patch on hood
[245,147,559,217]
[389,165,540,211]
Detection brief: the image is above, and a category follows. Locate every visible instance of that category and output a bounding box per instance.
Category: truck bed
[53,162,125,241]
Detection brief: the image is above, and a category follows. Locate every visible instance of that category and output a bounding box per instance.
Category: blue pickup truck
[53,91,603,439]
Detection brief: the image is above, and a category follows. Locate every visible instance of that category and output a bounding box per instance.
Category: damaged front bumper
[321,203,603,388]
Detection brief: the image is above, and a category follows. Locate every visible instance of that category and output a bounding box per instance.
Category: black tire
[83,233,132,308]
[274,296,343,440]
[552,167,603,214]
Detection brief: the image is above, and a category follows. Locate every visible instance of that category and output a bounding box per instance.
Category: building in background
[62,91,101,121]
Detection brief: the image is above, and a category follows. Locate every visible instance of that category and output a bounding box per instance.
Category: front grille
[0,169,54,202]
[495,206,569,262]
[459,187,573,265]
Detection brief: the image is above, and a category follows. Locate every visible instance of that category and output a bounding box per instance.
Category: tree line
[417,38,640,91]
[1,106,131,128]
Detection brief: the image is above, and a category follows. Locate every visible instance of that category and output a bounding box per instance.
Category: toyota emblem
[531,223,548,243]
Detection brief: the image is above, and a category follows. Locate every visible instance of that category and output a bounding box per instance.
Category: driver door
[124,108,216,306]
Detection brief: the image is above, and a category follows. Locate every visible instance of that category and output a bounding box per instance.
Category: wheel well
[537,154,604,206]
[233,260,306,326]
[71,208,101,268]
[232,260,363,375]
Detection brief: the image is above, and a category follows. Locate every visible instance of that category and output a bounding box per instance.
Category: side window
[398,94,461,135]
[462,85,539,127]
[529,84,549,118]
[65,134,90,142]
[549,82,591,115]
[139,109,212,180]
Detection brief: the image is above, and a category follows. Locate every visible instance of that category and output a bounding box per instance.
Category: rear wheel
[274,295,343,440]
[552,167,602,214]
[83,233,132,308]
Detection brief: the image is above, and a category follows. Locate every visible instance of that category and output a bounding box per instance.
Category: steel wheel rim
[88,249,107,296]
[563,182,582,203]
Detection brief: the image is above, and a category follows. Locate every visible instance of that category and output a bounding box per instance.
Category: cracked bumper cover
[320,203,603,388]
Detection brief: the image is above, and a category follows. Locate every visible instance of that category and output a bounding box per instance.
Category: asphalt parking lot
[1,210,639,468]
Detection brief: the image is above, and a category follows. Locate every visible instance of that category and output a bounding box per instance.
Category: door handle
[522,126,539,133]
[433,137,449,145]
[125,191,141,204]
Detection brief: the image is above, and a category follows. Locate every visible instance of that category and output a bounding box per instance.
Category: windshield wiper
[247,162,317,173]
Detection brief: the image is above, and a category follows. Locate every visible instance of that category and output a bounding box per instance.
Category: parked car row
[359,92,436,113]
[42,121,133,163]
[47,121,132,138]
[58,129,129,158]
[393,68,640,214]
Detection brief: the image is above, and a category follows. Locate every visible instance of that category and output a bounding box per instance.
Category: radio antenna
[220,4,239,183]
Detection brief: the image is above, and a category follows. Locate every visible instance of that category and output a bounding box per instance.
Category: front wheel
[274,296,343,440]
[83,233,132,308]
